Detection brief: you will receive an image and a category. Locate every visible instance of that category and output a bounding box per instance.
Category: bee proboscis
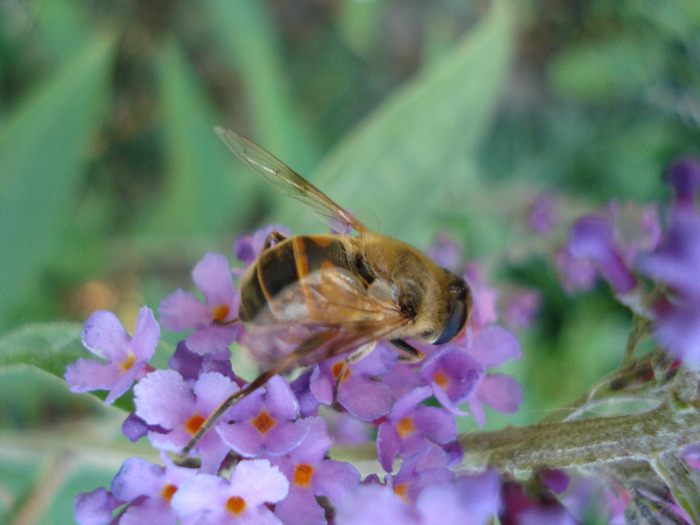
[181,128,472,456]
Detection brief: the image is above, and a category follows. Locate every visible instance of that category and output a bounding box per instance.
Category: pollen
[161,483,177,502]
[185,413,206,435]
[331,361,350,382]
[432,369,449,389]
[225,495,247,516]
[120,352,135,373]
[211,303,230,323]
[396,416,414,438]
[252,410,276,434]
[293,463,314,486]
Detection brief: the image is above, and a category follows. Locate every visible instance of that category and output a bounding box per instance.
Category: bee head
[430,272,471,345]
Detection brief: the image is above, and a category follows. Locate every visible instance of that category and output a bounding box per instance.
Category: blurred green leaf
[141,40,257,238]
[0,34,115,330]
[0,323,83,379]
[35,0,90,65]
[272,2,514,246]
[204,0,319,172]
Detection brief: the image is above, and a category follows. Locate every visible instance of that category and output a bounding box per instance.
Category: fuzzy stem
[458,403,700,472]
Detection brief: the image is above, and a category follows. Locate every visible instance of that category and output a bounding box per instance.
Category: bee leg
[263,230,288,250]
[213,317,239,327]
[390,339,425,363]
[332,341,377,401]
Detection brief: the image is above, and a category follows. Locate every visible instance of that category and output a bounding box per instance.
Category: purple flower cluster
[554,156,700,366]
[65,228,526,524]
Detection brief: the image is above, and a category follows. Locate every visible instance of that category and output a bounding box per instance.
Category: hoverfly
[181,128,472,456]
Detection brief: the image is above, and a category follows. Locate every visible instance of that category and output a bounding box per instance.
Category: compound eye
[431,294,469,345]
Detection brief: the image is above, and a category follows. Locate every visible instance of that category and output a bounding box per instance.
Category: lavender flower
[134,370,239,472]
[159,252,240,355]
[216,375,308,458]
[171,459,289,524]
[65,306,159,405]
[376,386,457,472]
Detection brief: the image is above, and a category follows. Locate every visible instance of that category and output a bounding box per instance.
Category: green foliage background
[0,1,699,522]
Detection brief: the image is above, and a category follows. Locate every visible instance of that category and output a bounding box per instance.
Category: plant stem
[458,403,700,472]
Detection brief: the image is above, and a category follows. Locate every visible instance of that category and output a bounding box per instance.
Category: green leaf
[271,2,515,246]
[0,34,115,330]
[0,323,84,379]
[203,0,319,172]
[141,40,257,237]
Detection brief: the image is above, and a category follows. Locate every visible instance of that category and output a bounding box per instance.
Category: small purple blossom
[171,459,289,525]
[234,224,291,267]
[638,212,700,365]
[134,369,239,472]
[270,417,360,525]
[568,215,637,295]
[109,454,195,524]
[420,345,482,415]
[309,345,394,421]
[376,386,457,472]
[664,156,700,210]
[426,232,463,272]
[159,252,240,355]
[217,375,308,458]
[501,288,542,330]
[65,306,159,405]
[529,192,557,235]
[74,487,121,525]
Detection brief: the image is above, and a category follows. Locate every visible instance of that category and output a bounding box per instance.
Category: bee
[182,128,472,456]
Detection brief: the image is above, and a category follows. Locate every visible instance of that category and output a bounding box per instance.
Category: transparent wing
[215,127,367,234]
[253,266,403,328]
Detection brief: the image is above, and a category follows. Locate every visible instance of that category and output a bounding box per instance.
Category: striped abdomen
[239,235,355,323]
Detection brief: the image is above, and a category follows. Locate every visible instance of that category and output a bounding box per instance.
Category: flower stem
[458,403,700,472]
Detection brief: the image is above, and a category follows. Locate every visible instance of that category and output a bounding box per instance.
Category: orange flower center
[394,483,408,501]
[161,483,177,502]
[225,495,247,516]
[185,414,206,435]
[432,369,449,389]
[396,416,414,438]
[212,304,230,323]
[252,410,276,434]
[120,352,135,373]
[294,464,314,486]
[331,362,350,383]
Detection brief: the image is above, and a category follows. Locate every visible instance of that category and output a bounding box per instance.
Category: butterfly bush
[65,157,700,524]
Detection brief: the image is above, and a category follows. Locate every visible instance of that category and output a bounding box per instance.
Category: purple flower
[425,232,463,272]
[638,211,700,298]
[464,264,498,331]
[529,192,557,235]
[335,483,421,525]
[234,224,291,267]
[65,306,159,405]
[159,252,240,355]
[568,215,637,295]
[664,156,700,211]
[134,370,239,473]
[270,417,360,525]
[74,488,121,525]
[388,444,454,502]
[415,470,501,525]
[171,459,289,524]
[377,387,457,472]
[420,345,482,415]
[217,375,308,458]
[466,325,522,426]
[501,479,580,525]
[638,212,700,365]
[501,288,542,330]
[309,345,394,421]
[109,454,195,524]
[555,247,598,293]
